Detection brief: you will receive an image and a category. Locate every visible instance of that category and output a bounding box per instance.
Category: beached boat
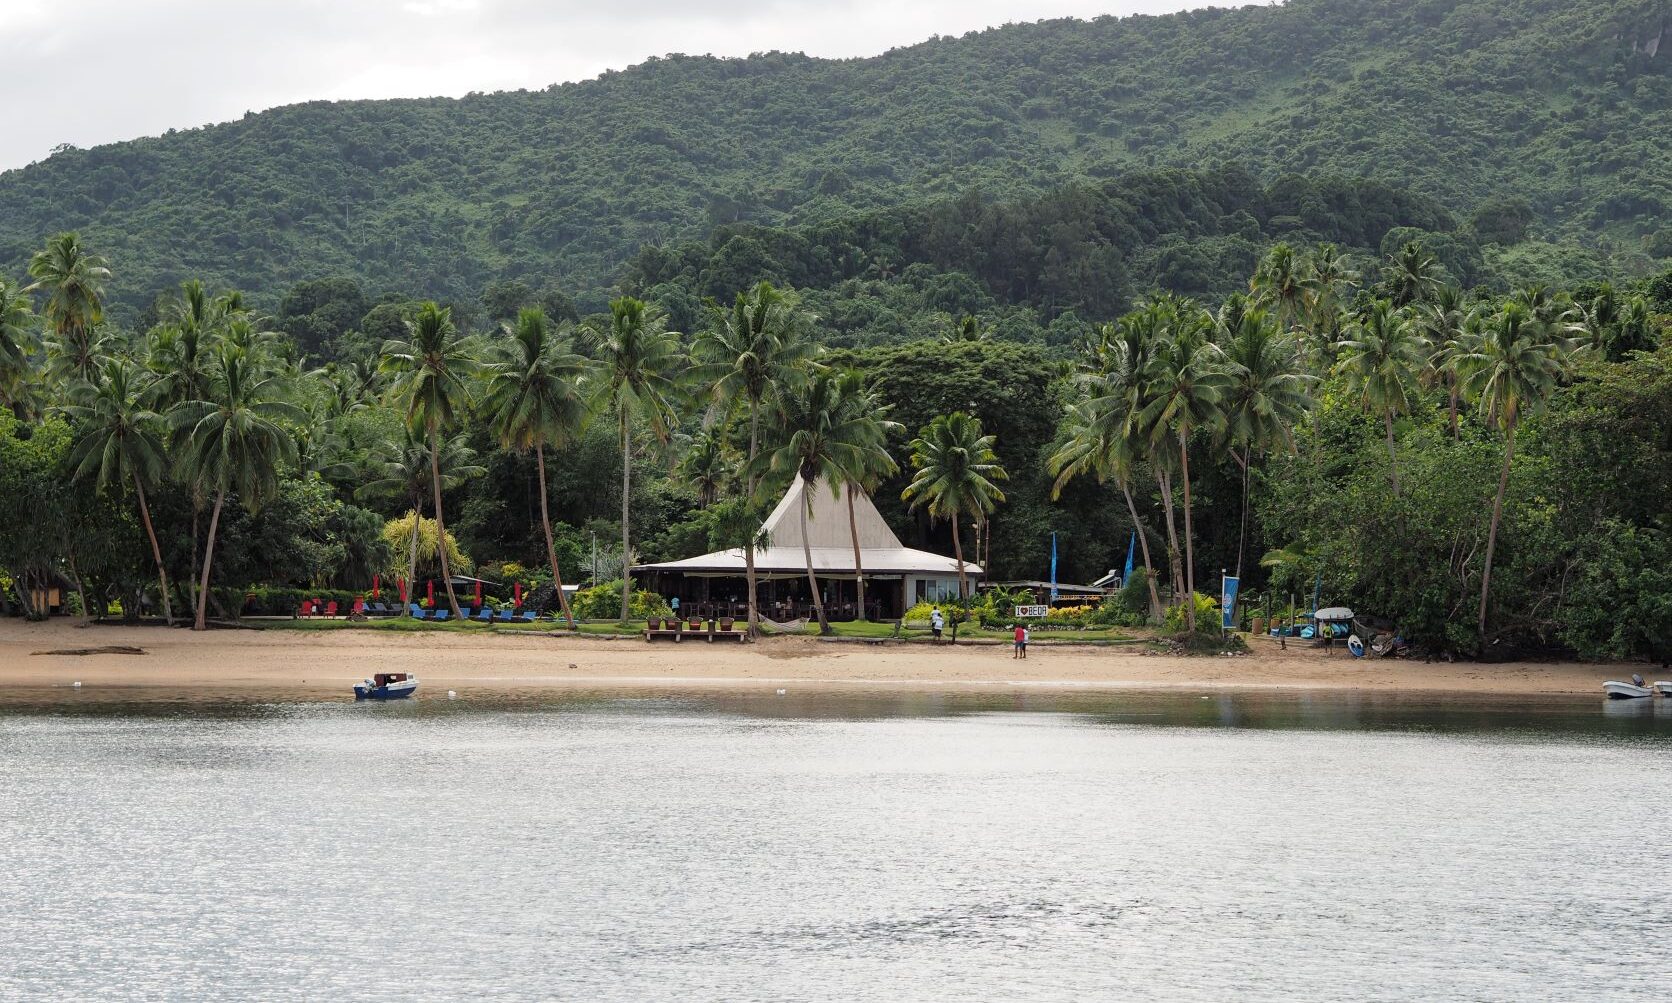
[354,672,418,700]
[1656,681,1672,697]
[1602,678,1652,700]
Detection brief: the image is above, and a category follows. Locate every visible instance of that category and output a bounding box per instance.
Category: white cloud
[0,0,1208,171]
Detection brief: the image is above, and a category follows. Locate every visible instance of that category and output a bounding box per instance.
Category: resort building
[633,476,979,621]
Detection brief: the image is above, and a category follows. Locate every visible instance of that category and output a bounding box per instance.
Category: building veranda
[633,477,978,622]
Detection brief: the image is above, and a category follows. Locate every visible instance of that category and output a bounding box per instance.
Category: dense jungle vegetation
[0,0,1666,318]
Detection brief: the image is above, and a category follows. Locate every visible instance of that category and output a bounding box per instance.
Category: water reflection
[5,684,1672,738]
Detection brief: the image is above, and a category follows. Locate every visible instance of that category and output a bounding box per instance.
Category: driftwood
[29,645,147,657]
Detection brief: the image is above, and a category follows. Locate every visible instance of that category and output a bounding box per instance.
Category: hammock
[759,615,811,634]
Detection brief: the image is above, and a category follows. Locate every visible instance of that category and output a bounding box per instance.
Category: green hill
[0,0,1666,316]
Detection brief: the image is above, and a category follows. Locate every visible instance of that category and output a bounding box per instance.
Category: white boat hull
[1656,681,1672,697]
[1603,681,1652,700]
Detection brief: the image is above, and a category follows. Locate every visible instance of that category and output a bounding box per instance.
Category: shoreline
[0,619,1639,701]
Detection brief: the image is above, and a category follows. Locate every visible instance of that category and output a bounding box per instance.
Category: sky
[0,0,1212,172]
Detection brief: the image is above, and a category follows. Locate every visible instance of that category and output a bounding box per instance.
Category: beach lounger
[517,610,537,623]
[408,604,427,620]
[494,609,516,622]
[473,608,495,623]
[431,609,450,622]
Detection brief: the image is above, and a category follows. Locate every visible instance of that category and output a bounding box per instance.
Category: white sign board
[1014,605,1049,619]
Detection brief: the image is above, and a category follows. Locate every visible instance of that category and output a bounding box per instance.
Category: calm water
[3,690,1670,1001]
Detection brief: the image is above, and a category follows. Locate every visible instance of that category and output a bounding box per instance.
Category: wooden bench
[644,617,684,642]
[707,617,746,643]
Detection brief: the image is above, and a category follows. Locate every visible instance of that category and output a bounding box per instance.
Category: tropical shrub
[1165,592,1222,637]
[570,580,673,620]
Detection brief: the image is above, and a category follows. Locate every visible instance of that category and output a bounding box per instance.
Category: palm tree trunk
[951,511,967,602]
[1178,431,1197,634]
[1235,448,1250,582]
[188,498,201,615]
[429,428,463,618]
[744,536,760,639]
[619,407,633,626]
[65,552,91,625]
[133,472,172,625]
[1157,469,1183,604]
[846,482,867,621]
[799,477,830,635]
[407,496,421,605]
[535,444,576,628]
[1121,480,1163,619]
[1478,419,1517,646]
[1385,410,1400,495]
[194,487,226,631]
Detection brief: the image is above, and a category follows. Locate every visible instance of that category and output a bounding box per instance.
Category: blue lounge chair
[473,608,494,623]
[516,610,537,623]
[431,609,450,622]
[407,603,427,620]
[494,609,516,622]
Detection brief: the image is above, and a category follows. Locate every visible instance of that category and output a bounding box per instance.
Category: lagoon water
[2,690,1670,1001]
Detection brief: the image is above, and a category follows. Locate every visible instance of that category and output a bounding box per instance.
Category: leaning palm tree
[1138,300,1225,632]
[1336,299,1423,495]
[1217,301,1312,579]
[381,302,477,619]
[62,359,176,624]
[1459,300,1573,645]
[481,307,589,627]
[358,428,486,599]
[581,296,684,625]
[171,347,301,630]
[902,411,1008,607]
[757,370,880,635]
[26,232,110,385]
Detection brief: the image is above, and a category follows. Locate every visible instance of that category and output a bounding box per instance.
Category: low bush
[570,580,674,620]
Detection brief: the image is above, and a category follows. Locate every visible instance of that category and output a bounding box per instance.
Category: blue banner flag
[1222,575,1240,631]
[1049,532,1059,603]
[1124,531,1136,584]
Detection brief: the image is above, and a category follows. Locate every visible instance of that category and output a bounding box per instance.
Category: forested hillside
[0,0,1666,318]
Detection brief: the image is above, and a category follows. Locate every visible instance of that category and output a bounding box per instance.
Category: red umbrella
[513,581,522,607]
[398,578,407,603]
[426,579,434,606]
[373,574,380,599]
[474,579,482,607]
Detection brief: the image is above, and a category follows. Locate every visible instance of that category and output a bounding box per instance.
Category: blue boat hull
[354,683,418,700]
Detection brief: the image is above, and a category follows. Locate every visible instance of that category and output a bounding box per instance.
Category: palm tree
[833,371,899,622]
[902,411,1008,608]
[1138,300,1225,632]
[1250,243,1313,334]
[1417,286,1472,440]
[1459,300,1573,645]
[171,347,301,629]
[941,315,989,344]
[692,282,812,633]
[758,370,881,635]
[0,279,37,420]
[482,307,589,627]
[27,233,110,385]
[1217,301,1312,579]
[381,302,477,619]
[582,296,684,625]
[1384,242,1443,307]
[1050,317,1165,618]
[1336,299,1423,495]
[62,359,176,624]
[358,428,486,598]
[1301,244,1358,365]
[676,426,733,507]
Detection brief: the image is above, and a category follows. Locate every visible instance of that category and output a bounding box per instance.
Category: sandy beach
[0,619,1637,700]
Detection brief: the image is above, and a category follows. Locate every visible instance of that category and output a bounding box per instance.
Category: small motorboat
[354,672,418,700]
[1603,674,1652,700]
[1656,681,1672,697]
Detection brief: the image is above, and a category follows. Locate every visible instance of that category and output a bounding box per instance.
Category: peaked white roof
[634,476,981,576]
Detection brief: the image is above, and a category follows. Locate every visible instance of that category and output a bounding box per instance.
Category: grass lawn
[260,617,1141,644]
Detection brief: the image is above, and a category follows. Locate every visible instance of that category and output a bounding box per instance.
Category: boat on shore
[1603,675,1653,700]
[354,672,418,700]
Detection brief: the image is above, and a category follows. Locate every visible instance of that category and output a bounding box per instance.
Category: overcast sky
[0,0,1215,172]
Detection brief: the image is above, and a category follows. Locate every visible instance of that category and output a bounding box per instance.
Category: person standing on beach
[931,606,944,641]
[1021,624,1030,660]
[1012,624,1025,659]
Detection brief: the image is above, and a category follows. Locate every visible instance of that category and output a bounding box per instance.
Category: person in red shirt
[1013,624,1026,659]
